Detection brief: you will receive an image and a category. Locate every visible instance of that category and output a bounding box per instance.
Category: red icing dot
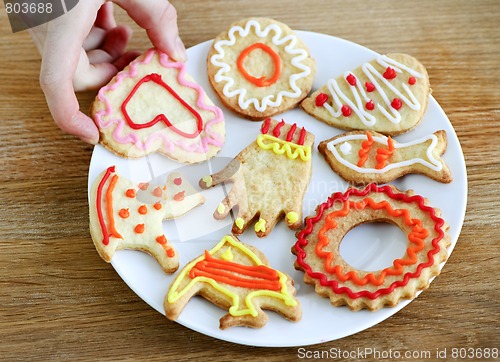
[346,73,357,86]
[153,187,162,197]
[365,81,375,92]
[391,98,403,110]
[154,202,162,210]
[365,100,375,111]
[408,76,416,85]
[118,208,130,219]
[173,191,185,201]
[138,205,148,214]
[173,177,182,185]
[315,93,328,107]
[383,67,397,79]
[125,189,136,198]
[341,105,352,117]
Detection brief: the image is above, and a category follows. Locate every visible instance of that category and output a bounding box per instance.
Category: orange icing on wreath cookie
[292,183,451,311]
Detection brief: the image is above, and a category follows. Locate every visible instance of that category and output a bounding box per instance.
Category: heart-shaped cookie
[92,49,225,163]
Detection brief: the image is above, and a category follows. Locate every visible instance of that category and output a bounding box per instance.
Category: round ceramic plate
[88,31,467,347]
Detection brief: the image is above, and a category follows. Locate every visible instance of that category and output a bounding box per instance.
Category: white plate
[88,31,467,347]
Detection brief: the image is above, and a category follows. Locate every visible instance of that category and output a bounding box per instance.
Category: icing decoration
[154,202,162,210]
[156,235,175,257]
[327,132,444,174]
[134,224,145,234]
[365,100,375,111]
[173,191,185,201]
[236,42,281,87]
[391,98,402,110]
[153,187,163,197]
[119,208,130,219]
[138,205,148,214]
[357,132,374,167]
[173,177,182,185]
[383,67,397,79]
[235,217,245,230]
[375,137,394,169]
[125,189,135,198]
[316,93,328,107]
[210,19,312,111]
[346,73,357,86]
[321,55,424,125]
[221,247,233,261]
[255,218,267,233]
[341,105,352,117]
[94,49,224,153]
[408,76,416,85]
[167,235,297,317]
[121,73,203,138]
[340,142,352,155]
[202,175,213,188]
[286,211,299,225]
[257,120,311,161]
[217,203,226,214]
[138,183,149,191]
[294,183,446,299]
[96,166,115,246]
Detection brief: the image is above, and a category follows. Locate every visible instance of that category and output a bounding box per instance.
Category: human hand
[29,0,186,144]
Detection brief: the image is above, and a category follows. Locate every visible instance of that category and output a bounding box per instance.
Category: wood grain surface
[1,0,499,360]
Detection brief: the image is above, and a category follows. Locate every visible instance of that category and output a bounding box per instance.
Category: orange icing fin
[375,136,395,169]
[357,131,374,167]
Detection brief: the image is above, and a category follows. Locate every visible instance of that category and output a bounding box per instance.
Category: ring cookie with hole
[301,53,430,135]
[292,183,451,311]
[207,17,316,120]
[165,234,301,329]
[318,130,452,185]
[92,48,225,162]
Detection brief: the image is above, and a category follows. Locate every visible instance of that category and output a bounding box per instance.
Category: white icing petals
[323,55,423,125]
[326,133,443,173]
[210,20,311,111]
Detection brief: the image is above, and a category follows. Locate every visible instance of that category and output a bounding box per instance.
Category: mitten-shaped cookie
[199,118,314,237]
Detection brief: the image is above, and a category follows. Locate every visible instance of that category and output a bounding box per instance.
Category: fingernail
[174,36,187,62]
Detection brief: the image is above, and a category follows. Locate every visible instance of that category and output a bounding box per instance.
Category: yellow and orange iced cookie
[165,234,301,329]
[292,184,451,311]
[89,166,204,273]
[207,17,316,120]
[199,118,314,237]
[92,48,225,162]
[302,53,430,135]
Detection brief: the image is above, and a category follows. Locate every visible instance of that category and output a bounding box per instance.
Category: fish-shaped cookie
[165,234,301,329]
[89,166,204,273]
[318,130,452,184]
[301,53,430,135]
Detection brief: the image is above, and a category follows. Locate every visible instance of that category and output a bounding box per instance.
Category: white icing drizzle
[210,20,311,111]
[326,133,443,173]
[340,141,352,155]
[323,55,424,125]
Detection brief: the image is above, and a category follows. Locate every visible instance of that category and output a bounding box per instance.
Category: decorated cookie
[207,17,316,120]
[199,118,314,237]
[92,48,225,162]
[165,234,301,329]
[292,183,451,311]
[301,53,430,135]
[318,130,452,184]
[89,166,204,273]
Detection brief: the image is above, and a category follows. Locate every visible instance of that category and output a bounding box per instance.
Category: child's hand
[30,0,186,144]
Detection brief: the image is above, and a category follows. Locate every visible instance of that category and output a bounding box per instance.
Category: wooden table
[1,0,498,360]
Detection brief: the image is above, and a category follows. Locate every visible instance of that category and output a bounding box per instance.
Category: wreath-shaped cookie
[293,184,451,311]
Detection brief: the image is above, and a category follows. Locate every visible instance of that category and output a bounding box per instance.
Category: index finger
[113,0,186,61]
